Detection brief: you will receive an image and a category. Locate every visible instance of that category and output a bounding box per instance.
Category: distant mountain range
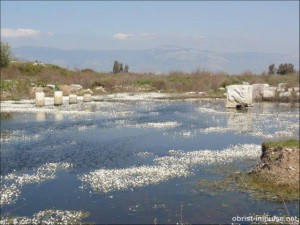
[12,45,299,74]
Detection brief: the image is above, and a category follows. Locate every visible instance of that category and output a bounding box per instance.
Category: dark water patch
[1,100,299,223]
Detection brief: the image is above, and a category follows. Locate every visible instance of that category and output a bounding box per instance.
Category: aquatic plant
[1,163,73,206]
[0,209,89,225]
[79,144,261,193]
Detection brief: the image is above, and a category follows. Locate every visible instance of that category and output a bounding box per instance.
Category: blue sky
[1,1,299,54]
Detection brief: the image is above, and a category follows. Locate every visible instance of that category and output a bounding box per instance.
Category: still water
[1,99,299,224]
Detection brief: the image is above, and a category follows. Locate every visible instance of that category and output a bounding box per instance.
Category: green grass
[236,172,299,202]
[198,163,299,202]
[136,79,152,86]
[168,75,191,83]
[0,80,15,91]
[263,139,300,149]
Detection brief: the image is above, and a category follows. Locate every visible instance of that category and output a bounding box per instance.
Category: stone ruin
[225,85,253,108]
[251,82,299,101]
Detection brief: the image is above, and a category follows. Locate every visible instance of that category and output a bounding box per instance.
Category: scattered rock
[279,92,291,98]
[186,91,196,95]
[278,83,287,90]
[59,85,82,95]
[262,90,275,99]
[82,88,93,94]
[71,84,83,89]
[95,86,108,93]
[269,86,277,91]
[277,88,285,93]
[46,84,56,90]
[252,83,269,100]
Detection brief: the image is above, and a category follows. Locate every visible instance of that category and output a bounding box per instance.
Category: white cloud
[1,28,53,38]
[113,32,156,40]
[113,33,134,40]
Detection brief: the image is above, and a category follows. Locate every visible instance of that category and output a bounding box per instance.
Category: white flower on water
[0,163,73,206]
[0,209,89,225]
[79,144,261,194]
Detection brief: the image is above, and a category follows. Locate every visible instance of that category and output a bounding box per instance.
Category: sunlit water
[1,98,299,224]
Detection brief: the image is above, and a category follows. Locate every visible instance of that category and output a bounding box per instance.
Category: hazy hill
[12,45,299,74]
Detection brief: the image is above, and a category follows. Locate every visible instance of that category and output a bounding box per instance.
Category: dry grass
[1,62,299,100]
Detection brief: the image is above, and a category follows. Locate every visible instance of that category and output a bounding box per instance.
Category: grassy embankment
[1,62,299,100]
[263,139,300,149]
[199,139,300,202]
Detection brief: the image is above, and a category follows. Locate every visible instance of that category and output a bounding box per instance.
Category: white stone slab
[226,85,253,108]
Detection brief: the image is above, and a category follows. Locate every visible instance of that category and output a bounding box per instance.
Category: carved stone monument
[225,85,253,108]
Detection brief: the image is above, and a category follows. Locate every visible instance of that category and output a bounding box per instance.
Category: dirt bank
[239,139,300,201]
[254,140,299,186]
[198,140,300,201]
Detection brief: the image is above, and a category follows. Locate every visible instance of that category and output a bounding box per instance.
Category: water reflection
[83,103,93,112]
[54,112,63,121]
[226,108,253,132]
[0,112,12,120]
[36,111,46,122]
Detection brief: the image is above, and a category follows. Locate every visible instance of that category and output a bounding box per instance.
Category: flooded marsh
[0,95,299,224]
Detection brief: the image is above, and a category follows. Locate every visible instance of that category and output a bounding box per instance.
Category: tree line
[268,63,296,75]
[113,60,129,74]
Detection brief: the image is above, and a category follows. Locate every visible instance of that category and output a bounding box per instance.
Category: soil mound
[254,140,299,187]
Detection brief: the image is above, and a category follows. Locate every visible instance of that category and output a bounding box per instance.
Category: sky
[1,1,299,54]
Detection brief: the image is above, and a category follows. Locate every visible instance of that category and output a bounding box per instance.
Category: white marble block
[83,94,92,102]
[54,91,63,106]
[35,92,45,107]
[226,85,253,108]
[69,94,77,104]
[279,92,291,98]
[263,90,275,99]
[278,83,287,90]
[252,84,269,100]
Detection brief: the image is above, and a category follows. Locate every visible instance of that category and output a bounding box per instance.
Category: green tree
[268,64,276,75]
[287,63,295,73]
[277,63,295,75]
[113,60,120,74]
[124,64,129,73]
[0,42,12,68]
[119,63,123,73]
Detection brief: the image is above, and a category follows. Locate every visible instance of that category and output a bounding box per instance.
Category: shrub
[0,42,12,68]
[18,62,43,75]
[136,79,152,86]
